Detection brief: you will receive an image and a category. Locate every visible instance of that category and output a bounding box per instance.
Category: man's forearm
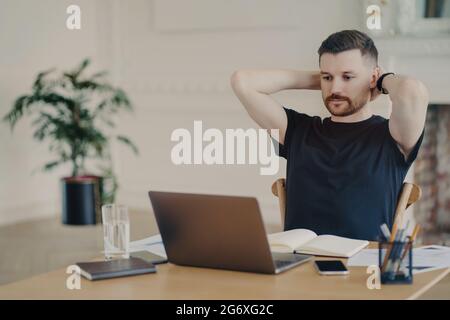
[381,74,428,108]
[381,73,429,155]
[231,69,321,94]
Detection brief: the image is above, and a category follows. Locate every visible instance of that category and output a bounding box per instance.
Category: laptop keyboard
[274,260,294,269]
[272,252,312,271]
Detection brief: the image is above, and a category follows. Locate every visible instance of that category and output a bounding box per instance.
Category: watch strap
[376,72,395,94]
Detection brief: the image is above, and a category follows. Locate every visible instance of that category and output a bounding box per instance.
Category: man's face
[319,49,378,117]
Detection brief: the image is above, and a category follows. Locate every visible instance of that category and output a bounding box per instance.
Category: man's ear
[369,66,381,89]
[376,65,382,77]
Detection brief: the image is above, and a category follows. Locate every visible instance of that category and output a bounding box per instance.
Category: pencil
[382,183,413,271]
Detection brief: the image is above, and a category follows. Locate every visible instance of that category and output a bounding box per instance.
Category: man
[230,30,429,240]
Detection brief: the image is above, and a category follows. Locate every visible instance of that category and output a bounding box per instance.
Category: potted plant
[3,58,138,225]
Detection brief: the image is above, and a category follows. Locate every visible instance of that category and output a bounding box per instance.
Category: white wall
[110,0,378,227]
[0,0,111,225]
[1,0,407,227]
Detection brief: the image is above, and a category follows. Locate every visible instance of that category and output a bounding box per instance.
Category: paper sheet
[129,234,167,258]
[347,245,450,274]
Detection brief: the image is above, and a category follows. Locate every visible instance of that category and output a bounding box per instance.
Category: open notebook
[268,229,369,258]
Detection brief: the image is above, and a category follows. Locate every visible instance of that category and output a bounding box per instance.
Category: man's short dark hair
[318,30,378,66]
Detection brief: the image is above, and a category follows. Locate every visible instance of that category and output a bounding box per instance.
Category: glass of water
[102,204,130,260]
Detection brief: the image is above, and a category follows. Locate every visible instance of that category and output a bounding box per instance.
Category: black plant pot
[61,176,102,225]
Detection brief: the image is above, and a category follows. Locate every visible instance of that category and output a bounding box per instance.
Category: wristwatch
[376,72,395,94]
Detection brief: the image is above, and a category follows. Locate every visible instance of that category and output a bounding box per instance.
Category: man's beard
[324,92,368,117]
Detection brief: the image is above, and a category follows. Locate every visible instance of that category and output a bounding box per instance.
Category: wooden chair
[271,178,422,230]
[271,178,287,227]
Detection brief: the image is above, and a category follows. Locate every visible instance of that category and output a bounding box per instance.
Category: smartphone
[130,251,168,265]
[314,260,349,275]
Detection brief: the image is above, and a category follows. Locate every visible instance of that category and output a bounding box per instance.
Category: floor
[0,211,449,299]
[0,209,158,286]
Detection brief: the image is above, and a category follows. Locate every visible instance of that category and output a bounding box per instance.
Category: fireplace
[414,104,450,245]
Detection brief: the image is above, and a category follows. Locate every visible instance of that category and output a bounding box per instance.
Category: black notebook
[76,257,156,281]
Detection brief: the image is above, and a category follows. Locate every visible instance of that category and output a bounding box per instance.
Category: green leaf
[32,68,55,92]
[42,160,62,172]
[91,71,108,79]
[33,120,51,141]
[74,80,113,91]
[63,58,91,88]
[116,135,139,155]
[73,58,91,79]
[3,95,30,129]
[111,89,132,109]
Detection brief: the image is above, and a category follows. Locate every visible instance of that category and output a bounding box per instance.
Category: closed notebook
[76,257,156,281]
[268,229,369,258]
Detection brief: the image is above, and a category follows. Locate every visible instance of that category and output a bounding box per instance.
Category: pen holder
[378,238,413,284]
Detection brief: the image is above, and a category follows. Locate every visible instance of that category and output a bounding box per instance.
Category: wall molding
[376,36,450,56]
[375,36,450,104]
[154,0,300,32]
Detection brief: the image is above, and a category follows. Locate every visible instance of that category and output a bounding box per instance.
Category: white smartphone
[314,260,349,276]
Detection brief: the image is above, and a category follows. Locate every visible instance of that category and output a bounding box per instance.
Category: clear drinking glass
[102,204,130,260]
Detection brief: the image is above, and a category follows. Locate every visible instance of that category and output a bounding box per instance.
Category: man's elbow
[230,70,249,93]
[396,78,430,109]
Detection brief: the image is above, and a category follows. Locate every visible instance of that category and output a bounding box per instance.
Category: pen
[384,229,401,275]
[383,183,413,271]
[390,221,410,275]
[386,229,404,279]
[380,223,391,240]
[395,224,421,274]
[382,225,398,272]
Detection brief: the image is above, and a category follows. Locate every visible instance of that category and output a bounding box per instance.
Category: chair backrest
[271,179,421,230]
[271,178,286,228]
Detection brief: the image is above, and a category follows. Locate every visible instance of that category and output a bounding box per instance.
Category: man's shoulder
[283,106,322,123]
[284,107,388,123]
[372,114,388,123]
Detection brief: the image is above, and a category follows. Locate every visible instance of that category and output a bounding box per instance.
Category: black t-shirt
[276,107,424,241]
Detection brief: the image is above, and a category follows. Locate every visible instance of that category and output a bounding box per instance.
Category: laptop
[148,191,312,274]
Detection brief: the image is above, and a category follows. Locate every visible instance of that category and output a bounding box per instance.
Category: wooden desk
[0,243,448,299]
